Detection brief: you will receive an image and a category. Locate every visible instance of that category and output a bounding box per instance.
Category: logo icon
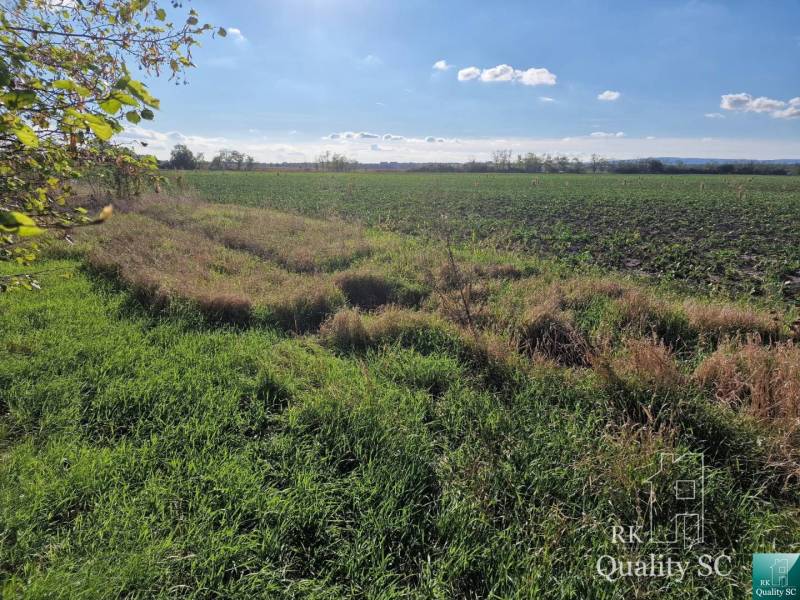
[645,452,705,548]
[753,554,800,598]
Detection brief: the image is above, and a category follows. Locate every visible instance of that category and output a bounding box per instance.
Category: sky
[122,0,800,162]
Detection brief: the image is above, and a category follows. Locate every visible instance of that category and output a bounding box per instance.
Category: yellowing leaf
[9,212,36,227]
[12,123,39,148]
[17,225,45,237]
[94,205,114,223]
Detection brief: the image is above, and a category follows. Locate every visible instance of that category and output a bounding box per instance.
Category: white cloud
[432,60,451,71]
[383,134,405,141]
[646,136,656,140]
[720,93,752,111]
[773,96,800,119]
[120,125,800,163]
[590,131,625,138]
[226,27,247,43]
[597,90,621,101]
[774,105,800,119]
[720,92,799,118]
[539,96,556,103]
[749,97,786,113]
[425,136,436,143]
[355,132,379,139]
[480,64,516,82]
[515,67,557,86]
[457,66,481,81]
[458,64,556,86]
[704,112,725,119]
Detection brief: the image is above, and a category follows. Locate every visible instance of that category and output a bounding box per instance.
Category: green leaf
[52,79,90,97]
[77,113,114,140]
[99,97,122,114]
[187,16,199,25]
[1,90,36,109]
[12,123,39,148]
[140,109,154,120]
[156,8,167,21]
[125,110,141,124]
[217,27,227,37]
[114,92,139,107]
[125,79,160,109]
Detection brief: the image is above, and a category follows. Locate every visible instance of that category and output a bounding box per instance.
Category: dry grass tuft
[694,338,800,424]
[614,289,665,330]
[557,277,628,309]
[367,307,448,346]
[333,270,397,309]
[684,300,783,342]
[516,303,592,367]
[319,308,370,351]
[480,263,523,280]
[611,337,684,392]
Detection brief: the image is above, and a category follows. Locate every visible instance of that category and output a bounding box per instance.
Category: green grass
[174,171,800,302]
[3,178,800,597]
[2,257,799,598]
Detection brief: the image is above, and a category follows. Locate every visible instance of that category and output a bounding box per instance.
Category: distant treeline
[413,150,800,175]
[159,145,800,175]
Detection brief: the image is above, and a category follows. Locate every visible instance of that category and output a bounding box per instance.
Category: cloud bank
[720,93,800,119]
[120,126,800,164]
[458,64,556,86]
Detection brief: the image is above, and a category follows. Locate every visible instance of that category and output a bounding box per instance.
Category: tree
[492,149,512,172]
[169,144,197,170]
[0,0,220,289]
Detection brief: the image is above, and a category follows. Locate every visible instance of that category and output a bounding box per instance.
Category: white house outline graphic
[771,559,789,587]
[645,452,705,548]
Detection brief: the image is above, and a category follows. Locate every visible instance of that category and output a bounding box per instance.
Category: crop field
[176,171,800,302]
[2,183,799,598]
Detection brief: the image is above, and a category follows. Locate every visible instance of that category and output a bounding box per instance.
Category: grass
[174,171,800,302]
[2,183,800,597]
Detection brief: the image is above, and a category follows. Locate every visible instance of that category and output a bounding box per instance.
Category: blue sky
[125,0,800,162]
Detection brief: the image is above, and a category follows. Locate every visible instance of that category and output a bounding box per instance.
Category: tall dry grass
[137,196,374,273]
[87,213,344,329]
[694,338,800,425]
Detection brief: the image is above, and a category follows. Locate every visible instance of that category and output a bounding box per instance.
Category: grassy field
[2,178,799,598]
[175,171,800,302]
